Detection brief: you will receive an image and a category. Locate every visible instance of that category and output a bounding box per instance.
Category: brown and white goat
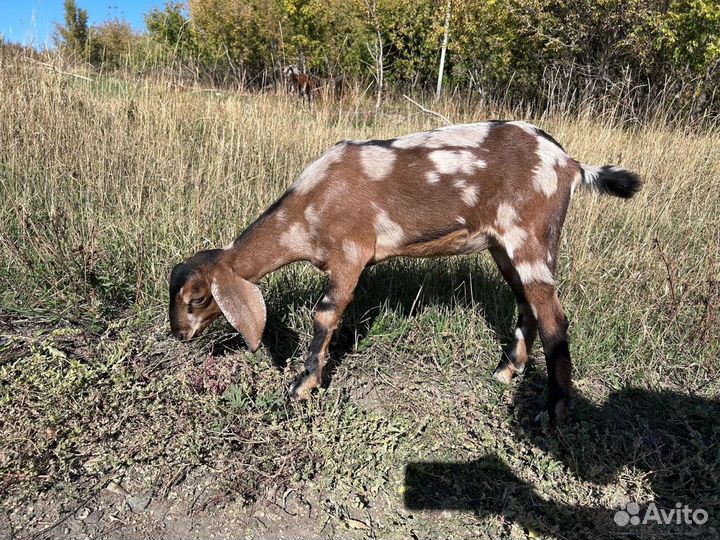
[283,64,315,100]
[169,121,641,422]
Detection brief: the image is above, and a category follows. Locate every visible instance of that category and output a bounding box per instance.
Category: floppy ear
[210,266,266,352]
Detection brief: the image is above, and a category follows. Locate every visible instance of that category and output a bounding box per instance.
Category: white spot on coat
[456,216,466,225]
[507,120,538,136]
[279,222,325,260]
[516,261,554,285]
[453,179,479,206]
[463,232,491,253]
[304,204,320,228]
[495,203,517,229]
[360,145,396,181]
[374,208,405,249]
[292,143,346,195]
[501,227,528,259]
[495,203,526,259]
[580,164,602,187]
[426,171,441,184]
[570,169,582,197]
[391,123,492,150]
[391,131,431,149]
[342,239,364,265]
[428,149,486,176]
[533,136,569,196]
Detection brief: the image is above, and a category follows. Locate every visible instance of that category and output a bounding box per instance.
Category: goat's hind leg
[489,246,538,384]
[490,246,572,423]
[527,284,572,423]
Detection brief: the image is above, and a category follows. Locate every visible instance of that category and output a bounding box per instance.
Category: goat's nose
[172,329,186,341]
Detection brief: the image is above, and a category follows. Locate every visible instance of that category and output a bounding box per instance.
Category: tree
[54,0,90,59]
[146,1,196,59]
[91,19,140,69]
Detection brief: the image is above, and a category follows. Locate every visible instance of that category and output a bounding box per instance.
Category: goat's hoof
[535,397,573,427]
[288,371,318,401]
[492,358,525,385]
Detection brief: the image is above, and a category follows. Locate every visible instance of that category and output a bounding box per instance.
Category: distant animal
[283,64,316,101]
[169,121,641,423]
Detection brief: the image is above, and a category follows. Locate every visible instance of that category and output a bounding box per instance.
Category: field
[1,55,719,539]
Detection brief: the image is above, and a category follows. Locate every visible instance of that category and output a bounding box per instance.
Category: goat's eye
[190,297,205,306]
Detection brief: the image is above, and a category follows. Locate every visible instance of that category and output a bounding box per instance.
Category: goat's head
[169,249,266,350]
[283,64,300,77]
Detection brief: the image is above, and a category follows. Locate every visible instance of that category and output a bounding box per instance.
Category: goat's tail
[579,164,642,199]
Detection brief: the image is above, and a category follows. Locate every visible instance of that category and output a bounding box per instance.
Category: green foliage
[50,0,720,112]
[53,0,90,59]
[90,19,141,69]
[657,0,720,72]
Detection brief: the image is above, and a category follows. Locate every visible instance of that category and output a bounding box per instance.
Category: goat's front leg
[288,266,362,400]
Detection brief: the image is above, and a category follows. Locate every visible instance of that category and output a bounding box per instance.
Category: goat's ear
[210,266,266,352]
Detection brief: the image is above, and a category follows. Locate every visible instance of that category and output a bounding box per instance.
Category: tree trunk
[436,0,452,101]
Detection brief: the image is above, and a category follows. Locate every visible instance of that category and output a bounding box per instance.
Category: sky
[0,0,163,47]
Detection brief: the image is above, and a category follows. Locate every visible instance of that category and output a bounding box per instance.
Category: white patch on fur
[360,145,396,181]
[292,143,346,195]
[494,203,527,259]
[515,327,525,342]
[533,136,569,196]
[456,216,466,225]
[453,179,479,206]
[391,131,431,149]
[304,204,321,229]
[515,261,555,285]
[424,123,492,148]
[579,164,605,194]
[570,169,582,197]
[276,208,288,222]
[428,149,486,177]
[507,120,538,136]
[374,208,405,249]
[342,239,363,265]
[502,227,528,259]
[547,250,553,264]
[391,123,492,150]
[426,171,441,184]
[495,203,517,229]
[279,222,314,255]
[464,232,491,253]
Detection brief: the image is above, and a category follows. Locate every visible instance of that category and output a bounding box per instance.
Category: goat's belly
[379,229,494,260]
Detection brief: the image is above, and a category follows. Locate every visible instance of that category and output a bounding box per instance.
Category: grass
[1,54,719,539]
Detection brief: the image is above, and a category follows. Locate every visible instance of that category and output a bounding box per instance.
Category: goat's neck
[223,208,295,283]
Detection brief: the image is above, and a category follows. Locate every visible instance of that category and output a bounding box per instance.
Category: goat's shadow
[215,256,516,375]
[405,373,720,538]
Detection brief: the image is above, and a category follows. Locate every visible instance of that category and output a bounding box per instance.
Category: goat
[283,64,315,101]
[169,121,641,423]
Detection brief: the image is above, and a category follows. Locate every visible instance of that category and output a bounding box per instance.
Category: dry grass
[1,54,719,539]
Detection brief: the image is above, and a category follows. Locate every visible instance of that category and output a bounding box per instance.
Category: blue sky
[0,0,164,47]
